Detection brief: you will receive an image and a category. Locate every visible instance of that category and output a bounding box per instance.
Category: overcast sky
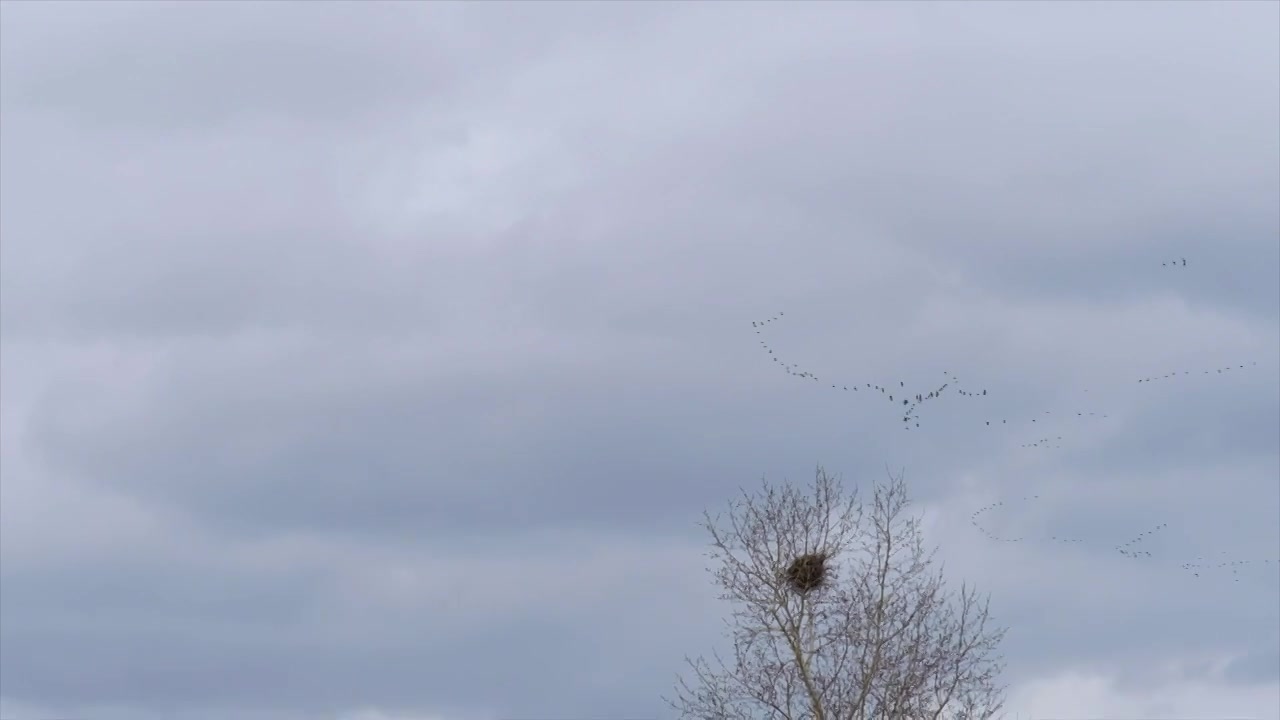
[1,2,1278,719]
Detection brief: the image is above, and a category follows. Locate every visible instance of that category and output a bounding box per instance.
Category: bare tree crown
[667,466,1006,720]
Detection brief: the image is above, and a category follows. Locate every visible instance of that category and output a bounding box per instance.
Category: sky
[1,2,1277,719]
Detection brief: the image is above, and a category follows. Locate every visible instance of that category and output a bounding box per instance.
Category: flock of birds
[752,311,1256,436]
[967,498,1170,561]
[1137,363,1257,383]
[968,496,1085,546]
[1180,554,1279,580]
[753,313,992,430]
[969,496,1273,583]
[749,286,1277,584]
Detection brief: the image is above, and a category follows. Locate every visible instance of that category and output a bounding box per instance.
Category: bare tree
[667,466,1006,720]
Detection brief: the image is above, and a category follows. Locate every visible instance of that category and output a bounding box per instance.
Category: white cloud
[1009,664,1280,720]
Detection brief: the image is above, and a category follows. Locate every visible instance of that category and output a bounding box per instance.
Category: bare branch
[671,466,1007,720]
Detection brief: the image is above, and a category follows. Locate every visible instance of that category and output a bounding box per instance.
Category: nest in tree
[784,552,830,594]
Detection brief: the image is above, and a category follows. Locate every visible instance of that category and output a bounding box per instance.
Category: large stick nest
[784,551,830,594]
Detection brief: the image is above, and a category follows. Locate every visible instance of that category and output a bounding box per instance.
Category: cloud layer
[2,2,1277,718]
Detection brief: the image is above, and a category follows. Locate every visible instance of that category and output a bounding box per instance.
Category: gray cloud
[2,2,1277,719]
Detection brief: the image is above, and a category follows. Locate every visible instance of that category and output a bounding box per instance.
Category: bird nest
[784,551,830,594]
